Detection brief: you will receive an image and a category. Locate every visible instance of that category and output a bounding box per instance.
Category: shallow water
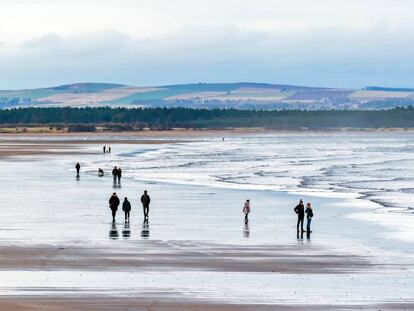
[0,133,413,305]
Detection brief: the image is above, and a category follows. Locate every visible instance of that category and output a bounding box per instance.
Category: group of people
[76,161,314,232]
[242,198,314,233]
[112,166,122,183]
[103,146,111,154]
[109,190,151,223]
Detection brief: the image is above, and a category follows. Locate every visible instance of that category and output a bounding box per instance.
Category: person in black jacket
[109,192,120,223]
[75,162,80,177]
[112,166,118,183]
[305,202,314,233]
[141,190,151,221]
[117,167,122,183]
[294,199,305,232]
[122,197,131,222]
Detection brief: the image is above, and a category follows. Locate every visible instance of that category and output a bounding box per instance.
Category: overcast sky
[0,0,413,89]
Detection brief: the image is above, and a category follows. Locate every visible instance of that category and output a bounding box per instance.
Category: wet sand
[1,297,412,311]
[0,137,413,310]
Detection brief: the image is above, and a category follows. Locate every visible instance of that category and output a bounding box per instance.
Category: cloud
[0,24,414,89]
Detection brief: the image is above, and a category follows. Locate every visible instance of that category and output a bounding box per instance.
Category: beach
[0,133,413,310]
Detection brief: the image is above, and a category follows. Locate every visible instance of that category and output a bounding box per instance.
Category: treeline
[1,106,414,129]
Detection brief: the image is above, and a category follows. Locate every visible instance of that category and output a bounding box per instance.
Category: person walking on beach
[103,146,106,153]
[117,167,122,183]
[305,202,314,233]
[141,190,151,221]
[109,146,111,153]
[243,199,251,224]
[109,192,120,223]
[112,166,118,183]
[294,199,305,232]
[122,197,131,222]
[75,162,81,177]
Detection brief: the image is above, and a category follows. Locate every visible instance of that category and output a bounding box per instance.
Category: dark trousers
[118,176,121,183]
[124,211,130,220]
[143,205,149,218]
[297,216,304,232]
[111,209,117,222]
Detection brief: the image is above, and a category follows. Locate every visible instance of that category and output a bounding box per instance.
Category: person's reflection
[306,230,311,240]
[109,223,119,239]
[122,222,131,239]
[113,181,121,189]
[297,230,304,240]
[141,220,150,239]
[243,223,250,238]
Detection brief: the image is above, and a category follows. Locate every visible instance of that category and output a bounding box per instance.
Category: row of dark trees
[0,106,414,129]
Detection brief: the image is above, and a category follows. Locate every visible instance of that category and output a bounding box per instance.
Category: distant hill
[1,82,414,110]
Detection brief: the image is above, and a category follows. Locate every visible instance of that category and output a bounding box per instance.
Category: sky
[0,0,413,89]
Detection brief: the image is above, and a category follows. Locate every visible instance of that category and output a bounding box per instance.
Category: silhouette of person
[141,190,151,221]
[305,202,314,233]
[122,197,131,222]
[109,192,120,223]
[141,220,150,239]
[112,166,118,184]
[108,146,111,153]
[294,199,305,232]
[109,223,119,239]
[75,162,80,177]
[117,167,122,183]
[243,199,251,224]
[103,146,106,153]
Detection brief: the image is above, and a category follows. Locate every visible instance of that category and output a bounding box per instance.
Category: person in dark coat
[122,197,131,222]
[305,202,314,233]
[294,199,305,232]
[112,166,118,183]
[117,167,122,183]
[109,192,120,223]
[75,162,80,177]
[140,190,151,221]
[103,146,106,153]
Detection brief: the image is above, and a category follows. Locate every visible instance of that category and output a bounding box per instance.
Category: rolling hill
[1,82,414,110]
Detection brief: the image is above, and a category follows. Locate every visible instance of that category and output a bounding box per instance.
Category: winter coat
[122,200,131,212]
[305,207,314,218]
[109,195,120,210]
[243,202,250,214]
[294,203,305,218]
[141,194,151,206]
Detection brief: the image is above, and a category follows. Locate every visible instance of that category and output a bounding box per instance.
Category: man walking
[141,190,151,221]
[109,192,120,223]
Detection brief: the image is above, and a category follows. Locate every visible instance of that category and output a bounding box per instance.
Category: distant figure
[109,192,120,223]
[294,199,305,232]
[117,167,122,183]
[305,202,314,233]
[98,168,104,177]
[112,166,118,183]
[243,199,251,224]
[75,162,80,177]
[103,146,106,153]
[141,190,151,221]
[122,197,131,222]
[108,146,111,153]
[222,137,224,141]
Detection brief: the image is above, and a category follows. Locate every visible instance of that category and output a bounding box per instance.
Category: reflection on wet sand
[141,221,150,239]
[109,223,119,239]
[243,223,250,238]
[122,223,131,239]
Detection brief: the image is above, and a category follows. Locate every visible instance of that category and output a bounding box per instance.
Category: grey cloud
[1,25,414,89]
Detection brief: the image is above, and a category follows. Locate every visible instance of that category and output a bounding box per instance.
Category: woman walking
[243,199,251,224]
[305,202,314,233]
